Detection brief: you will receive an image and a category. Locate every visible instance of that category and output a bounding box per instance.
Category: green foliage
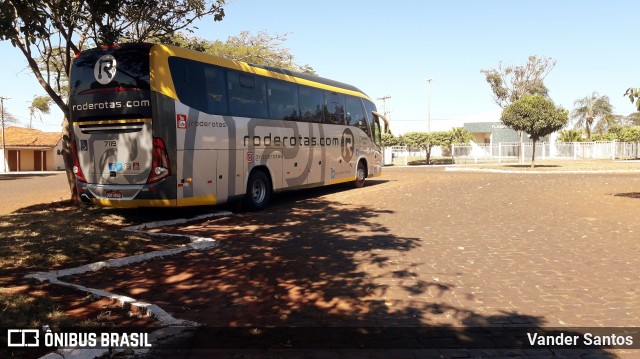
[557,129,584,142]
[625,88,640,111]
[628,112,640,126]
[571,92,613,141]
[481,56,557,108]
[501,95,568,167]
[604,125,640,142]
[449,127,473,145]
[402,131,450,165]
[381,133,401,147]
[0,0,227,114]
[28,95,51,128]
[591,132,618,141]
[501,95,569,141]
[170,31,316,74]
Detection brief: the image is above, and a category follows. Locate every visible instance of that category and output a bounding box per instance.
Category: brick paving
[69,167,640,358]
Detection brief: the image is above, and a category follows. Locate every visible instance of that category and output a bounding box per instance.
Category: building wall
[0,144,64,173]
[464,122,550,144]
[20,150,35,171]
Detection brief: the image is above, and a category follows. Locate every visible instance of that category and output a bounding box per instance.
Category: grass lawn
[0,200,217,357]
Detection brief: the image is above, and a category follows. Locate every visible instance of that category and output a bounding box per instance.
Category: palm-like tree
[28,95,52,129]
[571,92,613,141]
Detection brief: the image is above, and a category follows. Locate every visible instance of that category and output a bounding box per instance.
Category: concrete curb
[444,166,640,174]
[26,210,232,359]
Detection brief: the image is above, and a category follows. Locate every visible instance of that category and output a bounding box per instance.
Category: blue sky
[1,0,638,134]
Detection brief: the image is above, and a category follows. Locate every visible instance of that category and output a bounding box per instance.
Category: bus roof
[149,43,373,102]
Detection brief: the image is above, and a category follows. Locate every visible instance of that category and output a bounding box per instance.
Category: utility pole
[1,96,9,173]
[377,96,391,119]
[425,78,433,133]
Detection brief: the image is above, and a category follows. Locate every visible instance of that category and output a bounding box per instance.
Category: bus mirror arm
[372,111,390,134]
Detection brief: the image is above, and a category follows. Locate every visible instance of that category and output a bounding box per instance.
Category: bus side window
[168,57,207,113]
[299,86,324,123]
[346,96,369,135]
[227,71,269,119]
[204,65,228,115]
[267,79,300,121]
[324,92,346,125]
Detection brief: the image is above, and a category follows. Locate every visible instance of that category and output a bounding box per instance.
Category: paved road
[0,172,70,215]
[70,167,640,357]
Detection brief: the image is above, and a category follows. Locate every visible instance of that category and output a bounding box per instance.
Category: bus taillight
[70,139,87,183]
[147,137,171,184]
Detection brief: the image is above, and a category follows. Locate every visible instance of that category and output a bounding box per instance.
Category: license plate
[105,190,123,199]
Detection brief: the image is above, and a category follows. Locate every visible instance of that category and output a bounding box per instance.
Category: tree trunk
[426,146,432,165]
[531,139,537,169]
[61,117,81,204]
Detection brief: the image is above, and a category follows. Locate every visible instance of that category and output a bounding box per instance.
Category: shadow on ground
[614,192,640,199]
[65,184,621,357]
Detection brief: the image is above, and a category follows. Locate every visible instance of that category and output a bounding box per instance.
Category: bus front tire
[244,170,271,211]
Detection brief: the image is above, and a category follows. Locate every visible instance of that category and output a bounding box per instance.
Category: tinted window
[204,66,228,115]
[373,116,382,147]
[228,71,268,118]
[299,86,324,123]
[267,80,299,121]
[346,96,369,135]
[70,44,151,96]
[324,92,345,125]
[169,57,207,112]
[363,99,377,137]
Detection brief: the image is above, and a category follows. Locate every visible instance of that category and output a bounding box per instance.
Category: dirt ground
[0,172,69,215]
[57,167,640,357]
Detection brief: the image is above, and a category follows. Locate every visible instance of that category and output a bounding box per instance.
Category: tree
[571,92,613,141]
[625,88,640,111]
[171,31,317,75]
[381,133,401,147]
[557,129,584,142]
[628,112,640,126]
[440,127,473,157]
[481,55,557,163]
[0,0,226,201]
[481,56,557,109]
[501,95,568,168]
[402,131,449,165]
[600,124,640,142]
[28,95,52,129]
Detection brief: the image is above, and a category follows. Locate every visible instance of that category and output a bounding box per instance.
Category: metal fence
[451,142,640,163]
[384,142,640,165]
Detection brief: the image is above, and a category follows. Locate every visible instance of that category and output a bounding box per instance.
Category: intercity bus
[69,43,386,210]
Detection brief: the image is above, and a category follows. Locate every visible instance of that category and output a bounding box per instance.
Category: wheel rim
[252,179,267,204]
[357,166,365,181]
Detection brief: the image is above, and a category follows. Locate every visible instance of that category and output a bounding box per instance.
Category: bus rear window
[70,45,151,97]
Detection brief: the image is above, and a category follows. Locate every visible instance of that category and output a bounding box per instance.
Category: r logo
[341,128,355,162]
[176,114,188,129]
[94,55,117,85]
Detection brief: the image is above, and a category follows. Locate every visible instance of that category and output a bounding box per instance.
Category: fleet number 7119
[104,141,116,147]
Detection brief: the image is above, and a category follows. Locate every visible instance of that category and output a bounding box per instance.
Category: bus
[69,43,386,210]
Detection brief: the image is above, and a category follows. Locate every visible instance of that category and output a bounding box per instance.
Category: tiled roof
[1,126,62,148]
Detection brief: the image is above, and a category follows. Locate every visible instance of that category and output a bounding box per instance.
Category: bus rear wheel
[244,170,271,211]
[354,161,366,188]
